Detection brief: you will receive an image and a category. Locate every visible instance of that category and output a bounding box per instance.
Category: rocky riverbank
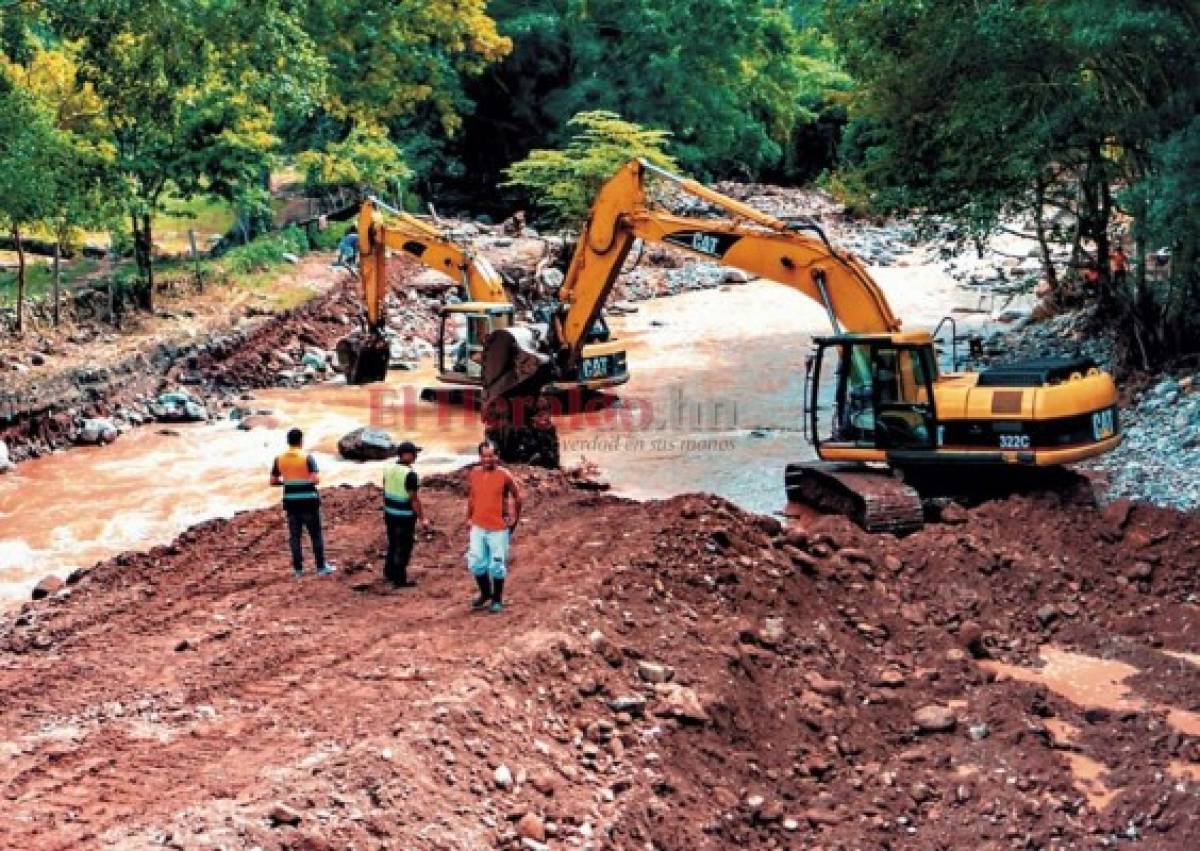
[0,254,443,468]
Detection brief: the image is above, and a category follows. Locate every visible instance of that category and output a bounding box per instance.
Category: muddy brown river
[0,262,990,602]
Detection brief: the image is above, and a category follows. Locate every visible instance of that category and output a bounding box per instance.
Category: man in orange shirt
[466,441,522,613]
[1110,244,1129,286]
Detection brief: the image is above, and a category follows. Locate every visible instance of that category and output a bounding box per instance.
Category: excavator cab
[435,302,515,385]
[807,335,939,457]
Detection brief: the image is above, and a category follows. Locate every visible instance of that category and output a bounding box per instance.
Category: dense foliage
[451,0,848,198]
[831,0,1200,368]
[0,0,1194,366]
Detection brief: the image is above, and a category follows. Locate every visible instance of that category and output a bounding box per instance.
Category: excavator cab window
[872,346,936,450]
[587,315,611,343]
[436,306,513,381]
[810,338,937,453]
[812,342,875,447]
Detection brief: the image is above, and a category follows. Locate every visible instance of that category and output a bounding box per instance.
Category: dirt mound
[0,474,1198,849]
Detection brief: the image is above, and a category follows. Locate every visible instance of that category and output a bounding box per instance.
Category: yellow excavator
[339,197,629,394]
[480,159,1121,531]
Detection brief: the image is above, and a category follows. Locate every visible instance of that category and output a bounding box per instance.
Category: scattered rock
[805,672,845,700]
[528,769,557,797]
[1036,604,1059,627]
[238,414,282,431]
[1127,561,1154,581]
[150,391,208,423]
[913,705,958,734]
[607,695,648,717]
[803,808,844,827]
[32,575,64,600]
[655,684,709,724]
[516,812,546,842]
[267,803,302,826]
[493,764,514,790]
[76,418,119,445]
[637,661,674,684]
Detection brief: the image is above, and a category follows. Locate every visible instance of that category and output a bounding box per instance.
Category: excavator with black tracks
[478,159,1121,532]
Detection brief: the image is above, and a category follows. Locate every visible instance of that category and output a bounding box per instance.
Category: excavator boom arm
[555,160,901,367]
[358,197,507,330]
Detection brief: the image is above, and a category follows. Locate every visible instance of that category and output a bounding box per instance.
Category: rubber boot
[489,578,505,614]
[472,574,492,609]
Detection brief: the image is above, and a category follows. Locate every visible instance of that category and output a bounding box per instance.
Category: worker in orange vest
[270,428,335,578]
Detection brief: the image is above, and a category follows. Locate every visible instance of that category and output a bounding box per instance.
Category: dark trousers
[385,514,417,584]
[286,503,326,572]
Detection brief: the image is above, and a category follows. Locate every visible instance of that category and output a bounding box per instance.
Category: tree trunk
[1097,166,1113,307]
[1032,175,1058,298]
[13,225,26,334]
[52,238,62,327]
[131,211,155,312]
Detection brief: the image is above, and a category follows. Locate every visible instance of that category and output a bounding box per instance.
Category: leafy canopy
[296,123,411,194]
[456,0,848,191]
[502,111,675,227]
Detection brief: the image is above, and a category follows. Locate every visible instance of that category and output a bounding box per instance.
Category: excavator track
[784,462,925,535]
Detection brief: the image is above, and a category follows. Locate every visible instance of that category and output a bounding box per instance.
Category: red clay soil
[1,473,1198,850]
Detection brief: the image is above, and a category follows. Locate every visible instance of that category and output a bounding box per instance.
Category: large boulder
[76,418,119,445]
[337,427,397,461]
[150,391,208,423]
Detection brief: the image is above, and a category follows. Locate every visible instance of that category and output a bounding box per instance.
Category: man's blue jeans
[467,525,509,580]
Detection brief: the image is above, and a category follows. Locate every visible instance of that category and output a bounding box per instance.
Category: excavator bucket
[481,326,553,400]
[479,326,559,467]
[336,332,391,385]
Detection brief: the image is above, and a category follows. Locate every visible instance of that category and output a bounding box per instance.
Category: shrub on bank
[221,226,310,274]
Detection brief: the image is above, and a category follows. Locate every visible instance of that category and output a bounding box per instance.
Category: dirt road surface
[1,469,1198,849]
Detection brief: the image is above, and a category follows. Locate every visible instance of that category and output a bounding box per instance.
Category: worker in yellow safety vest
[270,428,335,578]
[382,440,429,588]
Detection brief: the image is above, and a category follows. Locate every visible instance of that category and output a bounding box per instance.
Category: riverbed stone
[913,705,958,733]
[337,427,397,461]
[76,418,119,445]
[32,575,64,600]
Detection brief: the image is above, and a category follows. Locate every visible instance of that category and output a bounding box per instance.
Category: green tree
[52,0,322,309]
[288,0,510,199]
[0,76,68,332]
[296,122,412,200]
[831,0,1200,368]
[503,110,675,227]
[4,44,117,325]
